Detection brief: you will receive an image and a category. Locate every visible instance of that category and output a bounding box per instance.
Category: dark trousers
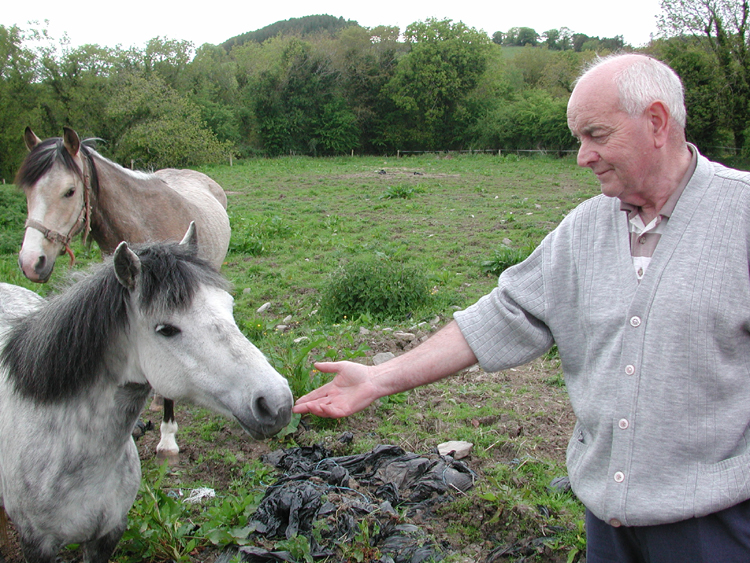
[586,499,750,563]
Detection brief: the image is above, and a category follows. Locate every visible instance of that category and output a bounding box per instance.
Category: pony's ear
[179,222,198,256]
[114,241,141,290]
[24,127,42,151]
[62,127,81,157]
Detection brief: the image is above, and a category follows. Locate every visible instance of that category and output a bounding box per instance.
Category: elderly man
[294,53,750,562]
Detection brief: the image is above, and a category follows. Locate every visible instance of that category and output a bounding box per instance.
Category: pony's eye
[155,324,181,337]
[64,188,76,198]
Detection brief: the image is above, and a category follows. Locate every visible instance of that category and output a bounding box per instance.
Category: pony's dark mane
[15,137,100,193]
[0,242,228,403]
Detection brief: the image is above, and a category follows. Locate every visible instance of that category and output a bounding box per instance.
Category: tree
[106,72,229,168]
[182,44,241,146]
[516,27,539,47]
[647,38,730,150]
[37,43,121,139]
[384,18,491,149]
[542,29,561,50]
[0,25,46,181]
[659,0,750,149]
[249,39,358,156]
[471,89,575,152]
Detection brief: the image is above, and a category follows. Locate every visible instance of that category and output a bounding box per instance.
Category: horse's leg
[149,392,164,411]
[155,398,179,463]
[82,520,126,563]
[0,506,8,547]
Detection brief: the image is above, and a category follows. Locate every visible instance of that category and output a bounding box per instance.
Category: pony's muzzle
[240,388,293,439]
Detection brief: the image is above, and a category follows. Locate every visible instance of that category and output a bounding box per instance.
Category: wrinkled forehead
[567,77,621,133]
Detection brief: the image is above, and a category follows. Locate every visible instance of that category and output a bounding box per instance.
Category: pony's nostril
[35,255,46,274]
[254,395,274,422]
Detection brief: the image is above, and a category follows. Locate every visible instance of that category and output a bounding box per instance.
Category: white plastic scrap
[184,487,216,504]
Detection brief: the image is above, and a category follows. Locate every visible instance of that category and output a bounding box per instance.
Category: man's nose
[577,139,599,168]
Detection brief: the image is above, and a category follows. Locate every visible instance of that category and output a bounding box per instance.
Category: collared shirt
[620,146,698,280]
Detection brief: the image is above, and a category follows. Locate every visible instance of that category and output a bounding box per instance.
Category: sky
[3,0,663,51]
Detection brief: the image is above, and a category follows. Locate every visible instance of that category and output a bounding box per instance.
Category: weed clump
[480,246,533,277]
[320,257,432,323]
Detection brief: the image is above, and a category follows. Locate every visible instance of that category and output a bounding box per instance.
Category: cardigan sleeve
[454,240,554,373]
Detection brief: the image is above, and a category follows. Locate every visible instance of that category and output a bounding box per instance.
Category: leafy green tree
[141,37,195,91]
[383,18,491,149]
[249,39,358,156]
[471,89,574,153]
[537,50,593,96]
[329,25,406,153]
[508,46,558,89]
[516,27,539,47]
[182,44,241,146]
[106,72,230,168]
[0,24,46,181]
[542,29,561,50]
[659,0,750,150]
[648,38,731,150]
[37,44,121,139]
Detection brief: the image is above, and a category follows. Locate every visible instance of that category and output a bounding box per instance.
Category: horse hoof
[155,450,179,465]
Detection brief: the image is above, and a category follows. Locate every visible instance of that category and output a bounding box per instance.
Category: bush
[319,258,432,322]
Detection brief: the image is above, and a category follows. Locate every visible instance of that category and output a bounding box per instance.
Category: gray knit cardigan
[455,150,750,526]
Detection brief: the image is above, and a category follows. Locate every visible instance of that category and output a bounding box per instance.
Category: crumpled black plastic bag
[235,443,476,562]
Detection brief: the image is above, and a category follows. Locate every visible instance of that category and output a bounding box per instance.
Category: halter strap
[24,170,92,267]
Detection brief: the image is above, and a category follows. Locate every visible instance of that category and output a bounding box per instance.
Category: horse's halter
[24,160,92,266]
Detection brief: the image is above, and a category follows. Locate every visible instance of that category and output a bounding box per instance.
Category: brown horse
[15,126,232,462]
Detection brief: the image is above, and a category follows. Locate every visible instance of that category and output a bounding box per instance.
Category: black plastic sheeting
[217,443,477,563]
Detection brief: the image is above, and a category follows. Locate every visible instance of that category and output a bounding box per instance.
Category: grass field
[0,153,605,562]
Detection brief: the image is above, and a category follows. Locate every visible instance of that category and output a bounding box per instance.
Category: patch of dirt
[0,328,576,563]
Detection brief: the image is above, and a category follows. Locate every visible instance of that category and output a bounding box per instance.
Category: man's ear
[647,101,670,149]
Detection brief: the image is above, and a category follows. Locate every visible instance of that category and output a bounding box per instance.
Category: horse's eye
[64,188,76,198]
[155,324,181,337]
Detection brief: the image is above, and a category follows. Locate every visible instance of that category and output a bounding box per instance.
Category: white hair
[577,54,687,129]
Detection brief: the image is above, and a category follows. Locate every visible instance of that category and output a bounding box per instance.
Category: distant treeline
[0,11,745,180]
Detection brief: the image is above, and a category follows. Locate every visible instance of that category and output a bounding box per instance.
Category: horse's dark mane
[0,242,228,403]
[15,137,100,194]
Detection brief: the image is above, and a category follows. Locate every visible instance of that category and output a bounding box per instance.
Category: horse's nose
[253,392,292,431]
[19,254,51,283]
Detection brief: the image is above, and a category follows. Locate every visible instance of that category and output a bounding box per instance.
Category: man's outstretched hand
[292,361,380,418]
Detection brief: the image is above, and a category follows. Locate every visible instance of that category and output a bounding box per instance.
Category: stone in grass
[437,440,473,459]
[373,352,396,365]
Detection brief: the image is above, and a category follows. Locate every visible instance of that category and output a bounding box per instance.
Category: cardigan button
[625,365,635,376]
[630,316,641,327]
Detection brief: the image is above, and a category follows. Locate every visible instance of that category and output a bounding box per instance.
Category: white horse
[15,127,233,461]
[0,225,293,563]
